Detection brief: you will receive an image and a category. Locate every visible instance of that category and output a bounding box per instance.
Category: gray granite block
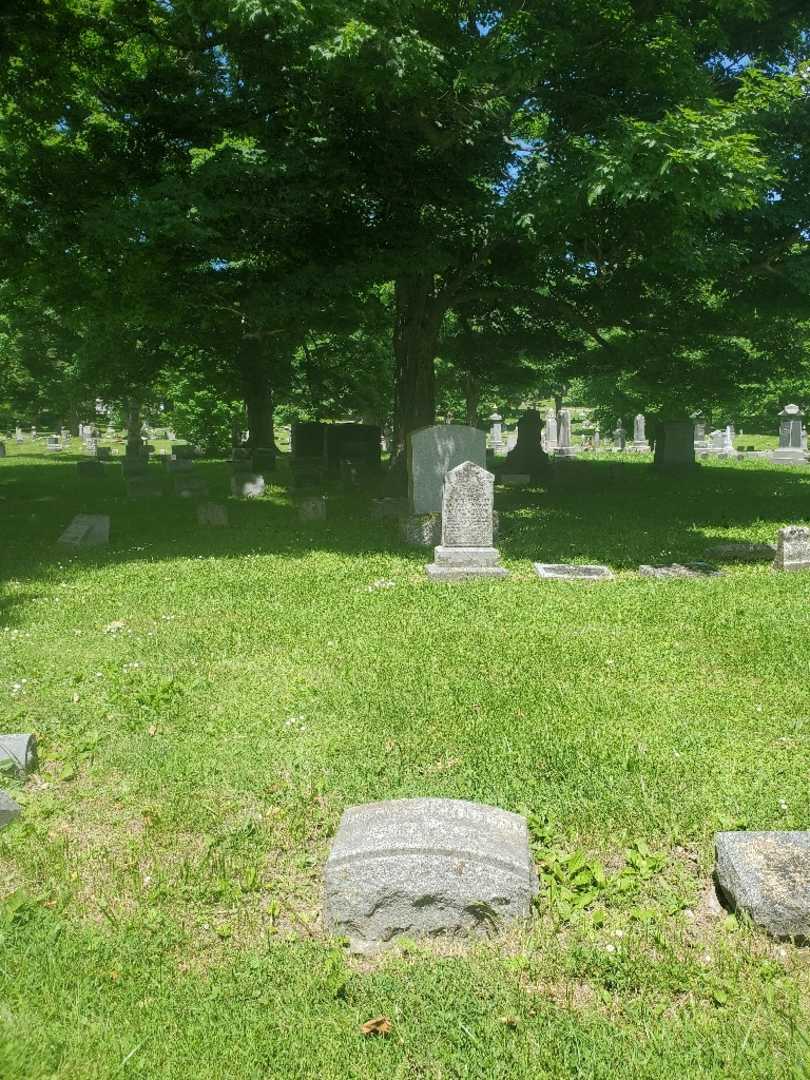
[715,831,810,940]
[324,798,538,952]
[773,526,810,571]
[533,563,613,581]
[0,790,21,830]
[0,734,37,778]
[57,514,110,547]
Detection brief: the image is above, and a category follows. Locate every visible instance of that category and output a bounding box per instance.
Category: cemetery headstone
[407,424,486,515]
[773,526,810,571]
[715,831,810,940]
[77,459,103,479]
[505,409,548,476]
[197,502,228,527]
[298,495,327,522]
[630,413,650,453]
[542,409,558,452]
[0,791,21,830]
[692,411,708,447]
[230,472,265,498]
[489,412,504,453]
[613,421,626,452]
[0,734,37,778]
[554,409,577,457]
[593,425,601,449]
[772,405,807,464]
[654,420,696,468]
[426,461,507,580]
[324,798,538,952]
[533,563,613,581]
[57,514,110,547]
[46,435,62,452]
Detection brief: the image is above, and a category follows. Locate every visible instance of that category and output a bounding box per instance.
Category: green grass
[1,442,809,1079]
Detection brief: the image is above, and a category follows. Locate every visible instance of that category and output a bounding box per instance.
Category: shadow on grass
[2,450,809,622]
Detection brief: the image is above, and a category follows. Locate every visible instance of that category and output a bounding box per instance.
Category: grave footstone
[533,563,613,581]
[197,502,228,527]
[407,424,487,515]
[324,798,538,952]
[298,495,327,522]
[0,734,37,778]
[715,831,810,940]
[704,542,776,563]
[57,514,110,547]
[0,791,21,830]
[639,562,721,579]
[426,461,507,580]
[773,526,810,571]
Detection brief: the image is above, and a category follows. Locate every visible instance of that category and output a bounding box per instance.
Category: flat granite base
[427,545,508,581]
[639,562,722,579]
[427,564,509,581]
[324,798,538,952]
[715,831,810,940]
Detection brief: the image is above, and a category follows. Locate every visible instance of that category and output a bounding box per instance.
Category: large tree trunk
[239,344,278,451]
[126,396,143,454]
[464,373,481,428]
[392,273,444,462]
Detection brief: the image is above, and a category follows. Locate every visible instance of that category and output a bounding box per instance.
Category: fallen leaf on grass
[360,1016,392,1037]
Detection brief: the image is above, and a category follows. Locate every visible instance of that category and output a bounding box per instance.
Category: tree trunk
[238,344,278,451]
[392,273,443,462]
[464,373,481,428]
[126,396,143,454]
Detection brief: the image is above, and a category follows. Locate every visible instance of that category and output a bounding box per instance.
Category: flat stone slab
[324,798,538,952]
[704,542,776,563]
[57,514,110,547]
[0,790,21,830]
[639,562,722,579]
[0,734,37,778]
[533,563,613,581]
[715,831,810,940]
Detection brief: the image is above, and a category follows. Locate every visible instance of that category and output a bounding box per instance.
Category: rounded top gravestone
[407,424,487,515]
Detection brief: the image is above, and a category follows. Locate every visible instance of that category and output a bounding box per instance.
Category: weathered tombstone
[0,791,21,830]
[639,561,721,579]
[0,734,37,778]
[543,409,558,452]
[252,447,276,473]
[692,411,708,447]
[554,409,577,457]
[715,831,810,940]
[630,413,650,453]
[298,495,327,522]
[174,473,208,499]
[533,563,613,581]
[489,412,504,453]
[197,502,228,527]
[230,472,265,498]
[704,541,776,563]
[613,422,626,452]
[773,526,810,571]
[426,461,507,580]
[407,424,486,515]
[324,798,538,952]
[505,409,548,477]
[722,425,738,457]
[593,425,601,449]
[772,405,807,464]
[57,514,110,547]
[76,459,103,479]
[653,420,696,468]
[46,434,62,452]
[291,421,326,461]
[15,427,23,443]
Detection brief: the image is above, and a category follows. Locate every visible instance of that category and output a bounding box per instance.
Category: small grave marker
[533,563,613,581]
[715,831,810,940]
[773,526,810,572]
[639,562,721,579]
[57,514,110,547]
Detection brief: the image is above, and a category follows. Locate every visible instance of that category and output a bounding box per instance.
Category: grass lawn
[0,443,809,1079]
